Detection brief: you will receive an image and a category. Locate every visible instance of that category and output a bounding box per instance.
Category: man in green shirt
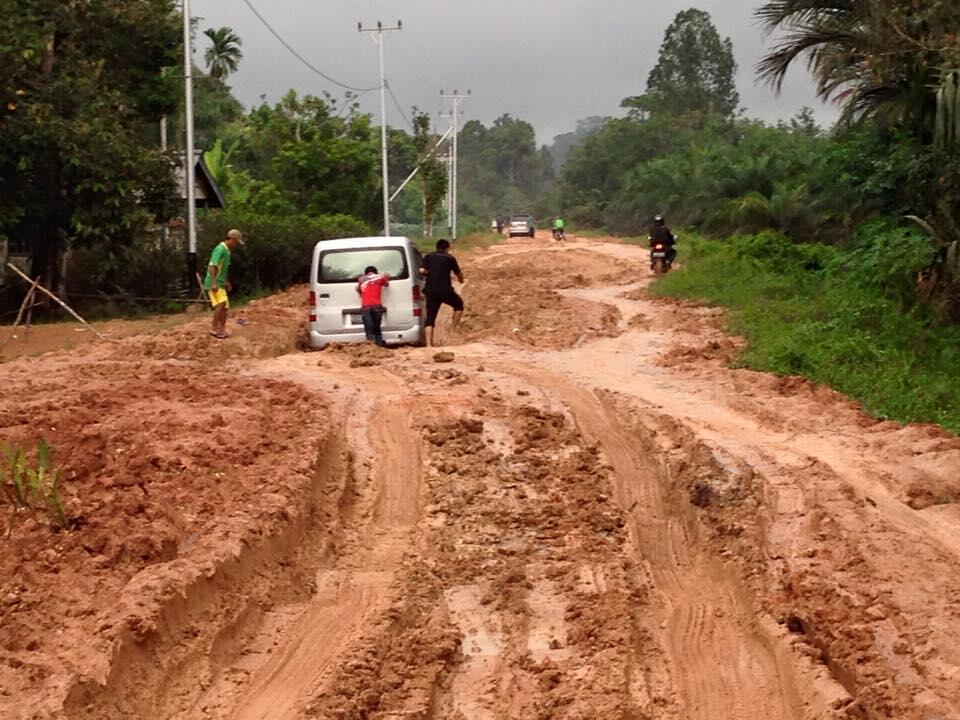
[203,228,243,338]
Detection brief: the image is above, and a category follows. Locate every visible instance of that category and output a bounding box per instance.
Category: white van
[308,236,425,348]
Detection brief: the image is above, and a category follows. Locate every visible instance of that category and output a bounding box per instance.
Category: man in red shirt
[357,265,390,346]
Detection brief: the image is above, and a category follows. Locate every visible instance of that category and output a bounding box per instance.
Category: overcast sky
[192,0,837,144]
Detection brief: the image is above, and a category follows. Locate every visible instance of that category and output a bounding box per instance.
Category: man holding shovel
[203,228,243,339]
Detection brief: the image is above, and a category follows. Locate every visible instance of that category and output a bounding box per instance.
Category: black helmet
[653,214,665,225]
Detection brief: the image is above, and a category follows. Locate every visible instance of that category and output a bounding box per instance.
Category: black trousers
[361,306,385,346]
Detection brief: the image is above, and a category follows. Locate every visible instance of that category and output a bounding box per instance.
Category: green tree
[412,110,447,235]
[549,116,607,173]
[756,0,960,314]
[227,91,381,222]
[458,115,553,220]
[0,0,180,291]
[203,26,243,83]
[632,9,739,120]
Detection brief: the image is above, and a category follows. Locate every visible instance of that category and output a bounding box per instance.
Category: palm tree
[754,0,957,142]
[204,27,243,83]
[715,182,816,236]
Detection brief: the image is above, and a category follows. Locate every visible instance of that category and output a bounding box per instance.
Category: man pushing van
[419,239,464,347]
[357,265,390,347]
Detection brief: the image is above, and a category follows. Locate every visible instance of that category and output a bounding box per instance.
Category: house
[174,153,226,210]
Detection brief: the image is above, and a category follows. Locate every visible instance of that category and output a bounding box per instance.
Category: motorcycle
[552,228,566,241]
[650,241,674,274]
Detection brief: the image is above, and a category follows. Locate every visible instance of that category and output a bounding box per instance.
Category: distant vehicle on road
[508,214,535,238]
[308,236,424,348]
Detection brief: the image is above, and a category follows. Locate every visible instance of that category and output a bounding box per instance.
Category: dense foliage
[0,0,180,292]
[559,4,960,317]
[457,115,555,228]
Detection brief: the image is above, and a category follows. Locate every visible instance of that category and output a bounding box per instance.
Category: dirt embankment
[2,232,960,720]
[0,288,323,718]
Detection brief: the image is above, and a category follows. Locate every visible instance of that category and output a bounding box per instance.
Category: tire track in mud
[303,390,672,719]
[192,367,424,720]
[488,366,819,720]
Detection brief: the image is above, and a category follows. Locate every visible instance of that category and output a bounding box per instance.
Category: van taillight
[309,291,317,322]
[412,285,422,317]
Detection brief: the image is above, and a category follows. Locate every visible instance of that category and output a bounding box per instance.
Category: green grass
[649,227,960,434]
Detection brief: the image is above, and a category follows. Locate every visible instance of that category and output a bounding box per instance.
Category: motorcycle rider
[553,216,566,241]
[649,214,677,269]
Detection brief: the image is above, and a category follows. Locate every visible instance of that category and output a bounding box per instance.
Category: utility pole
[439,110,453,237]
[359,20,402,237]
[182,0,198,287]
[441,90,470,240]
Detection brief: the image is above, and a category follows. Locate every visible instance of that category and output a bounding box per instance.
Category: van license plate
[348,313,362,325]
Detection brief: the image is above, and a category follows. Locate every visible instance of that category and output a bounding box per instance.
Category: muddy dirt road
[2,233,960,719]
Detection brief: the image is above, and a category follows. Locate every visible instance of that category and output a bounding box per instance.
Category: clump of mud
[320,341,394,368]
[455,249,628,349]
[132,286,309,362]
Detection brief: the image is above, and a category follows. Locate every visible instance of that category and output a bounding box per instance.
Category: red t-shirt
[358,272,388,307]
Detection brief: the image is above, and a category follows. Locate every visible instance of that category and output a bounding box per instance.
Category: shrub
[199,210,371,293]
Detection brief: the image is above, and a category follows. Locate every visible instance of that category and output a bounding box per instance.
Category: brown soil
[2,230,959,719]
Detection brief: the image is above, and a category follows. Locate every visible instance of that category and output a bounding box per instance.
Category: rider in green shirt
[553,216,566,240]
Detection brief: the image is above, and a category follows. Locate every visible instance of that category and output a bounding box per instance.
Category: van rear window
[319,247,409,283]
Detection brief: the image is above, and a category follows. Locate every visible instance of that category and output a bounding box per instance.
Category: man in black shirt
[419,239,465,347]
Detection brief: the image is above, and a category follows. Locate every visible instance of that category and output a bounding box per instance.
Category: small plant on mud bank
[2,439,72,530]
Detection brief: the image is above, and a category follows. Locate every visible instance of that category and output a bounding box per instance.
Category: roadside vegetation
[652,230,960,433]
[552,3,960,433]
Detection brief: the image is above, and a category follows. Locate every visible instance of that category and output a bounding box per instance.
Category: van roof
[313,236,412,251]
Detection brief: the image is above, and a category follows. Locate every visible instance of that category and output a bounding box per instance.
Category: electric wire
[319,0,451,100]
[240,0,380,93]
[386,82,413,129]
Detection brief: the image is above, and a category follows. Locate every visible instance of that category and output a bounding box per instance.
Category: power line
[240,0,380,93]
[359,20,403,236]
[386,82,413,129]
[320,0,450,98]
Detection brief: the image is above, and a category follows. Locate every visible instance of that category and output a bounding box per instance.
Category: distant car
[508,214,535,238]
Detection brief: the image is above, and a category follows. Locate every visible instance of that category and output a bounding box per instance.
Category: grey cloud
[194,0,838,144]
